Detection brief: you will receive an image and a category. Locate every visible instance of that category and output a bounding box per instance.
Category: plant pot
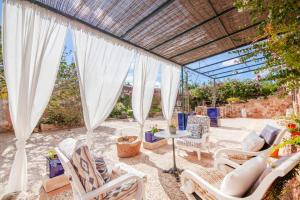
[169,127,176,134]
[144,130,162,143]
[116,136,141,158]
[47,157,64,178]
[269,148,279,158]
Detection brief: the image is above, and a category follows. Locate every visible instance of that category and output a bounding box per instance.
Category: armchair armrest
[181,170,240,200]
[214,148,264,159]
[115,163,147,182]
[216,140,241,147]
[82,173,141,200]
[214,157,241,170]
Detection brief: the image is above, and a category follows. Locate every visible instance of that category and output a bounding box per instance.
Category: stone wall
[0,100,12,133]
[196,95,293,119]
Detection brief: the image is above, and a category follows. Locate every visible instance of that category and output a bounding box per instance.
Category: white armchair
[176,115,210,160]
[55,138,146,200]
[214,128,287,167]
[181,151,300,200]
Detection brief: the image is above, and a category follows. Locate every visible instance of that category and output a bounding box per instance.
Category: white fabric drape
[132,52,159,139]
[161,63,181,126]
[3,0,67,192]
[72,24,135,145]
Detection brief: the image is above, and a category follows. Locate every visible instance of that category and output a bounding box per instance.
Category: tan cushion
[220,154,267,197]
[71,141,105,196]
[242,131,265,152]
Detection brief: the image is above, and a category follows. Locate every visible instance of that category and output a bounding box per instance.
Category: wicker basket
[116,136,141,158]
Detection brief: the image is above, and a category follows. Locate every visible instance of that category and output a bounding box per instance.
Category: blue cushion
[259,125,280,149]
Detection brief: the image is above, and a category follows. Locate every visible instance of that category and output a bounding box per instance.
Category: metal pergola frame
[26,0,268,111]
[23,0,269,87]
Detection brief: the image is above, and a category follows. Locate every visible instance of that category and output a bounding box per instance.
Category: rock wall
[196,95,293,119]
[0,100,12,133]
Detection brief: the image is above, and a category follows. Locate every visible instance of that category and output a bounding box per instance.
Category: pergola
[3,0,267,193]
[29,0,264,80]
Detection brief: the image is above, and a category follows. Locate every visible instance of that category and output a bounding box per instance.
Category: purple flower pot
[47,157,64,178]
[145,129,163,143]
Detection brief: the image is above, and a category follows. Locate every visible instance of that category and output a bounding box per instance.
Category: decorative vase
[144,129,163,143]
[116,136,141,158]
[169,127,176,135]
[47,157,64,178]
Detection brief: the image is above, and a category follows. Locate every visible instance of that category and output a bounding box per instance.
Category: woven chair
[55,138,146,200]
[214,128,287,167]
[181,151,300,200]
[176,115,210,160]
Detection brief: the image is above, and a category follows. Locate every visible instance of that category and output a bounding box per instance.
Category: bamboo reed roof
[30,0,263,67]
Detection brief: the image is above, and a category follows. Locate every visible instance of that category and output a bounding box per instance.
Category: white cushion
[220,154,267,197]
[242,131,265,152]
[58,138,77,160]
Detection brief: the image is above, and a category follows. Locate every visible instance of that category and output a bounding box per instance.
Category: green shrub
[127,110,133,118]
[226,97,241,104]
[189,79,279,108]
[110,102,127,118]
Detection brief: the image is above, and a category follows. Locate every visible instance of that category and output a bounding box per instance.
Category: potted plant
[270,136,300,158]
[145,125,162,143]
[47,149,64,178]
[169,123,177,135]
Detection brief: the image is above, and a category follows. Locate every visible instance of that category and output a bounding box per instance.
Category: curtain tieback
[16,139,26,150]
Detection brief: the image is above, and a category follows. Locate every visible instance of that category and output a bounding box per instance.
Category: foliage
[169,123,176,128]
[0,68,7,100]
[150,125,159,134]
[268,163,300,200]
[189,79,279,108]
[41,49,83,126]
[47,149,57,159]
[226,97,241,104]
[0,28,6,100]
[110,102,127,118]
[149,95,162,114]
[272,136,300,151]
[233,0,300,91]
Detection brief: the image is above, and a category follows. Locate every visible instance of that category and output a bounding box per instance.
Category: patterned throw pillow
[94,156,111,183]
[187,124,203,139]
[71,141,105,195]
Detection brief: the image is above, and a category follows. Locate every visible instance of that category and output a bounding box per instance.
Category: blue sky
[1,1,260,86]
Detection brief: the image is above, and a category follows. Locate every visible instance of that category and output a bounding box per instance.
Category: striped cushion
[95,156,112,183]
[104,179,138,200]
[70,142,105,196]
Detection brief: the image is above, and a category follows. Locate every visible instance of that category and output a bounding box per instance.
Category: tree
[41,48,83,126]
[233,0,300,91]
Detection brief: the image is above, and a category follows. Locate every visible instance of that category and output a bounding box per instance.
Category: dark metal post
[181,66,184,112]
[212,78,216,108]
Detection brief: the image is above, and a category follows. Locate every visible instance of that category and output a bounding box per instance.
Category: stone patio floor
[0,118,280,199]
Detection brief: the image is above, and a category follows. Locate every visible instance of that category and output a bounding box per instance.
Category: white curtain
[3,0,67,192]
[161,63,181,126]
[132,52,160,139]
[72,24,135,145]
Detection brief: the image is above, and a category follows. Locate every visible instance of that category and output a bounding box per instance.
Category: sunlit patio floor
[0,118,279,199]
